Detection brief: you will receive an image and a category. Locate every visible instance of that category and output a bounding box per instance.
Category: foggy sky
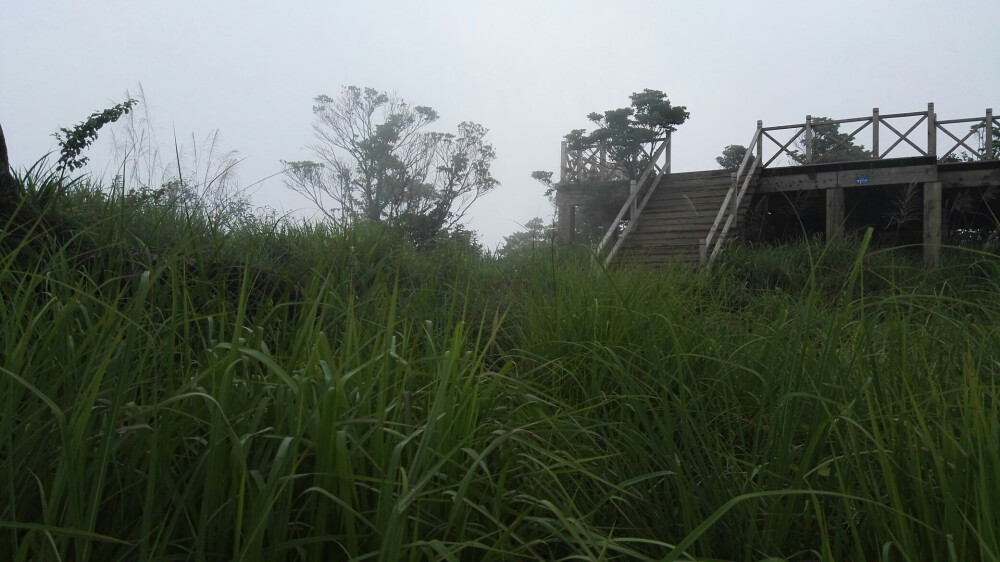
[4,0,998,247]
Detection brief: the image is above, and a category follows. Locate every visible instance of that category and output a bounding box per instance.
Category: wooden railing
[702,104,997,265]
[592,136,672,267]
[756,104,997,167]
[701,123,762,265]
[937,108,997,161]
[560,141,629,183]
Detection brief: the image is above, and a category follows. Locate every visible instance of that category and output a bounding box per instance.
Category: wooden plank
[879,110,929,119]
[938,167,1000,188]
[836,165,936,187]
[757,171,839,192]
[758,165,936,192]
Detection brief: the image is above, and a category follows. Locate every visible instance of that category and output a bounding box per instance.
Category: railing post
[560,140,568,183]
[805,115,814,164]
[986,108,994,160]
[664,133,672,174]
[756,120,763,162]
[872,107,880,159]
[927,103,936,158]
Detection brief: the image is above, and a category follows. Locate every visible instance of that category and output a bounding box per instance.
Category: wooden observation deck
[554,104,1000,267]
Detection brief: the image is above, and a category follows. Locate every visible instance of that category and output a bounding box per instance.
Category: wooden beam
[923,181,942,268]
[938,165,1000,189]
[757,164,937,192]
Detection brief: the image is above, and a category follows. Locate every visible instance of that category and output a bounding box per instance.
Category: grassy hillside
[2,168,999,561]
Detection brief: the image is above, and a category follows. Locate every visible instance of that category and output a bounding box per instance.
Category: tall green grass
[2,169,999,560]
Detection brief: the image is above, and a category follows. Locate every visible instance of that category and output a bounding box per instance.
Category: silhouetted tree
[531,90,688,241]
[790,117,871,164]
[716,144,747,170]
[563,89,689,179]
[284,86,498,241]
[499,216,552,255]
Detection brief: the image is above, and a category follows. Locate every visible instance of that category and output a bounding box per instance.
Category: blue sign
[855,177,870,184]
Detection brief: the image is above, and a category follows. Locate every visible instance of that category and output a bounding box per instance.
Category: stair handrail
[594,135,672,267]
[701,122,763,265]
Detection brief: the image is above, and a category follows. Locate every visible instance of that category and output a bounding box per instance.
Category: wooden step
[606,169,756,266]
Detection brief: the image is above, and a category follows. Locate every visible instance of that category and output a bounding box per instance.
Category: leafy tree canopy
[716,144,747,170]
[284,86,498,243]
[563,89,689,179]
[54,98,138,172]
[528,90,687,243]
[499,216,551,256]
[791,117,871,164]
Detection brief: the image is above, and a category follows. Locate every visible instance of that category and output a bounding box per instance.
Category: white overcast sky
[4,0,999,247]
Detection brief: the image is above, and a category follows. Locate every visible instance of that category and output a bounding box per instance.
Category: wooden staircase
[615,170,750,265]
[591,127,763,267]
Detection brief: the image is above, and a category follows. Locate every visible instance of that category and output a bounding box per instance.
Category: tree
[563,89,689,179]
[54,98,138,172]
[530,90,688,241]
[284,86,498,240]
[790,117,871,164]
[499,216,552,255]
[716,144,747,170]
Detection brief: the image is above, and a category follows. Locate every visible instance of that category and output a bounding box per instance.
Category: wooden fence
[755,104,997,167]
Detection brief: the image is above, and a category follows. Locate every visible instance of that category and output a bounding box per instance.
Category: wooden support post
[825,188,844,241]
[986,108,994,160]
[923,181,942,268]
[805,115,814,165]
[872,107,880,159]
[699,240,707,265]
[556,191,576,244]
[927,103,936,158]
